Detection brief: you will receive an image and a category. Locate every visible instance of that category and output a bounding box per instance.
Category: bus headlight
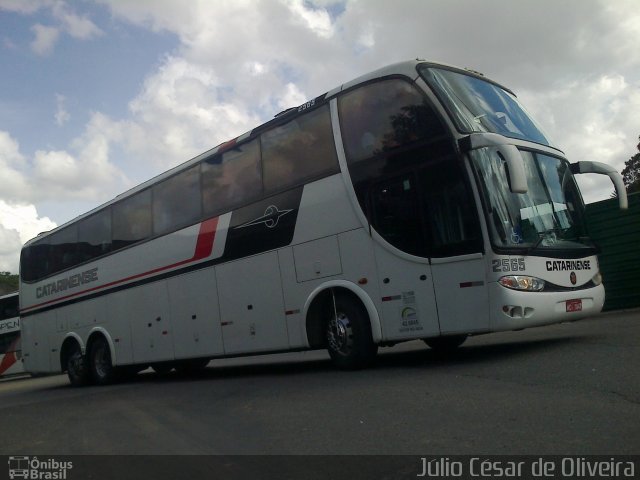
[592,271,602,286]
[499,275,545,291]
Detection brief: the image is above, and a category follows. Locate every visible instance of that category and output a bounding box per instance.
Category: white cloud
[34,112,128,201]
[0,131,32,203]
[0,226,22,274]
[0,130,23,166]
[55,93,70,126]
[0,200,56,273]
[520,72,640,203]
[0,126,126,206]
[51,1,103,40]
[30,23,59,55]
[0,201,56,243]
[278,83,307,110]
[9,1,103,55]
[285,0,335,39]
[0,0,50,15]
[120,55,261,168]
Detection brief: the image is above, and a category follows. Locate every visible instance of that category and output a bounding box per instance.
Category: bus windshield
[419,66,552,146]
[471,148,593,252]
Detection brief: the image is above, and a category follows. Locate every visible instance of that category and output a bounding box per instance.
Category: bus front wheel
[88,336,117,385]
[423,334,467,354]
[325,293,377,369]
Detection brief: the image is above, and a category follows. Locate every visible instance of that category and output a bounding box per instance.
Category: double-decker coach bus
[20,60,627,386]
[0,292,24,377]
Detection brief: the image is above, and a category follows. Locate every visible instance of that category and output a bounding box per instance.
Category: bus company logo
[570,272,577,285]
[235,205,293,230]
[8,456,73,479]
[36,267,99,299]
[545,260,591,272]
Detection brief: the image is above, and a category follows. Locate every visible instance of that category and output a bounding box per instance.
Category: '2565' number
[297,99,315,112]
[492,258,526,272]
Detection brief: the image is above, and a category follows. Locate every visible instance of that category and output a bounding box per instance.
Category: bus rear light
[499,275,545,292]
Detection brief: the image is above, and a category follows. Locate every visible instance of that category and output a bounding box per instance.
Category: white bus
[20,60,627,386]
[0,292,24,377]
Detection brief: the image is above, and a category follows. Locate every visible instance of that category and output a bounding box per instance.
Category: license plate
[566,299,582,312]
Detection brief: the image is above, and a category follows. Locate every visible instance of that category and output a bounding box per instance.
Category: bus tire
[424,334,467,353]
[326,293,377,369]
[88,336,117,385]
[66,344,91,387]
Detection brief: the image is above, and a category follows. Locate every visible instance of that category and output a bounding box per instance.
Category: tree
[621,136,640,194]
[0,272,19,295]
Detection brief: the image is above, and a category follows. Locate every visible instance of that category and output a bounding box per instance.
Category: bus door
[420,162,490,335]
[369,160,490,339]
[369,173,440,340]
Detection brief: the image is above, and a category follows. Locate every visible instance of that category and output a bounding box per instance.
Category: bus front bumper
[489,282,605,332]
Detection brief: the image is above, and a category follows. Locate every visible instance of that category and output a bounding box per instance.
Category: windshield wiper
[526,230,555,255]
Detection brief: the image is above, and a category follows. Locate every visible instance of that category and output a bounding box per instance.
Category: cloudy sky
[1,0,639,273]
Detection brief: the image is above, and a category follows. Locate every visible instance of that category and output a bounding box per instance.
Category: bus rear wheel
[88,336,117,385]
[66,344,90,387]
[325,293,377,369]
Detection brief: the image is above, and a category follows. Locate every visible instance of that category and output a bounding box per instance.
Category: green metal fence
[585,192,640,311]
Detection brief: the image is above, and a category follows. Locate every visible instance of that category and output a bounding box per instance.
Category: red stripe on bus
[193,217,218,260]
[0,351,16,375]
[22,217,220,313]
[217,138,237,154]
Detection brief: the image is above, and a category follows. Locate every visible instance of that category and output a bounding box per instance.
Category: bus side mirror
[498,144,528,194]
[460,133,528,194]
[570,161,628,210]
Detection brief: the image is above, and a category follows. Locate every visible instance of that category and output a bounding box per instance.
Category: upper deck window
[338,78,481,257]
[153,165,202,235]
[202,139,262,217]
[338,79,447,165]
[112,189,152,249]
[419,66,552,146]
[261,104,338,193]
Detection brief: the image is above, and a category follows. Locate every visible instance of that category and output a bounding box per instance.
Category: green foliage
[621,136,640,194]
[0,272,19,295]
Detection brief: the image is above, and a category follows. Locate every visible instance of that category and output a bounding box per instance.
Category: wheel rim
[327,312,353,356]
[93,343,110,379]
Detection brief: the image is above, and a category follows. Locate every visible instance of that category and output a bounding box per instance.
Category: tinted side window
[112,189,152,249]
[419,161,482,257]
[369,174,426,256]
[338,78,481,257]
[202,139,262,217]
[262,104,338,193]
[339,79,447,164]
[21,240,50,282]
[78,208,112,262]
[0,295,18,320]
[153,165,202,235]
[49,225,78,273]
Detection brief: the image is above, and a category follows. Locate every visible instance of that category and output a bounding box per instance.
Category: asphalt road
[1,310,638,456]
